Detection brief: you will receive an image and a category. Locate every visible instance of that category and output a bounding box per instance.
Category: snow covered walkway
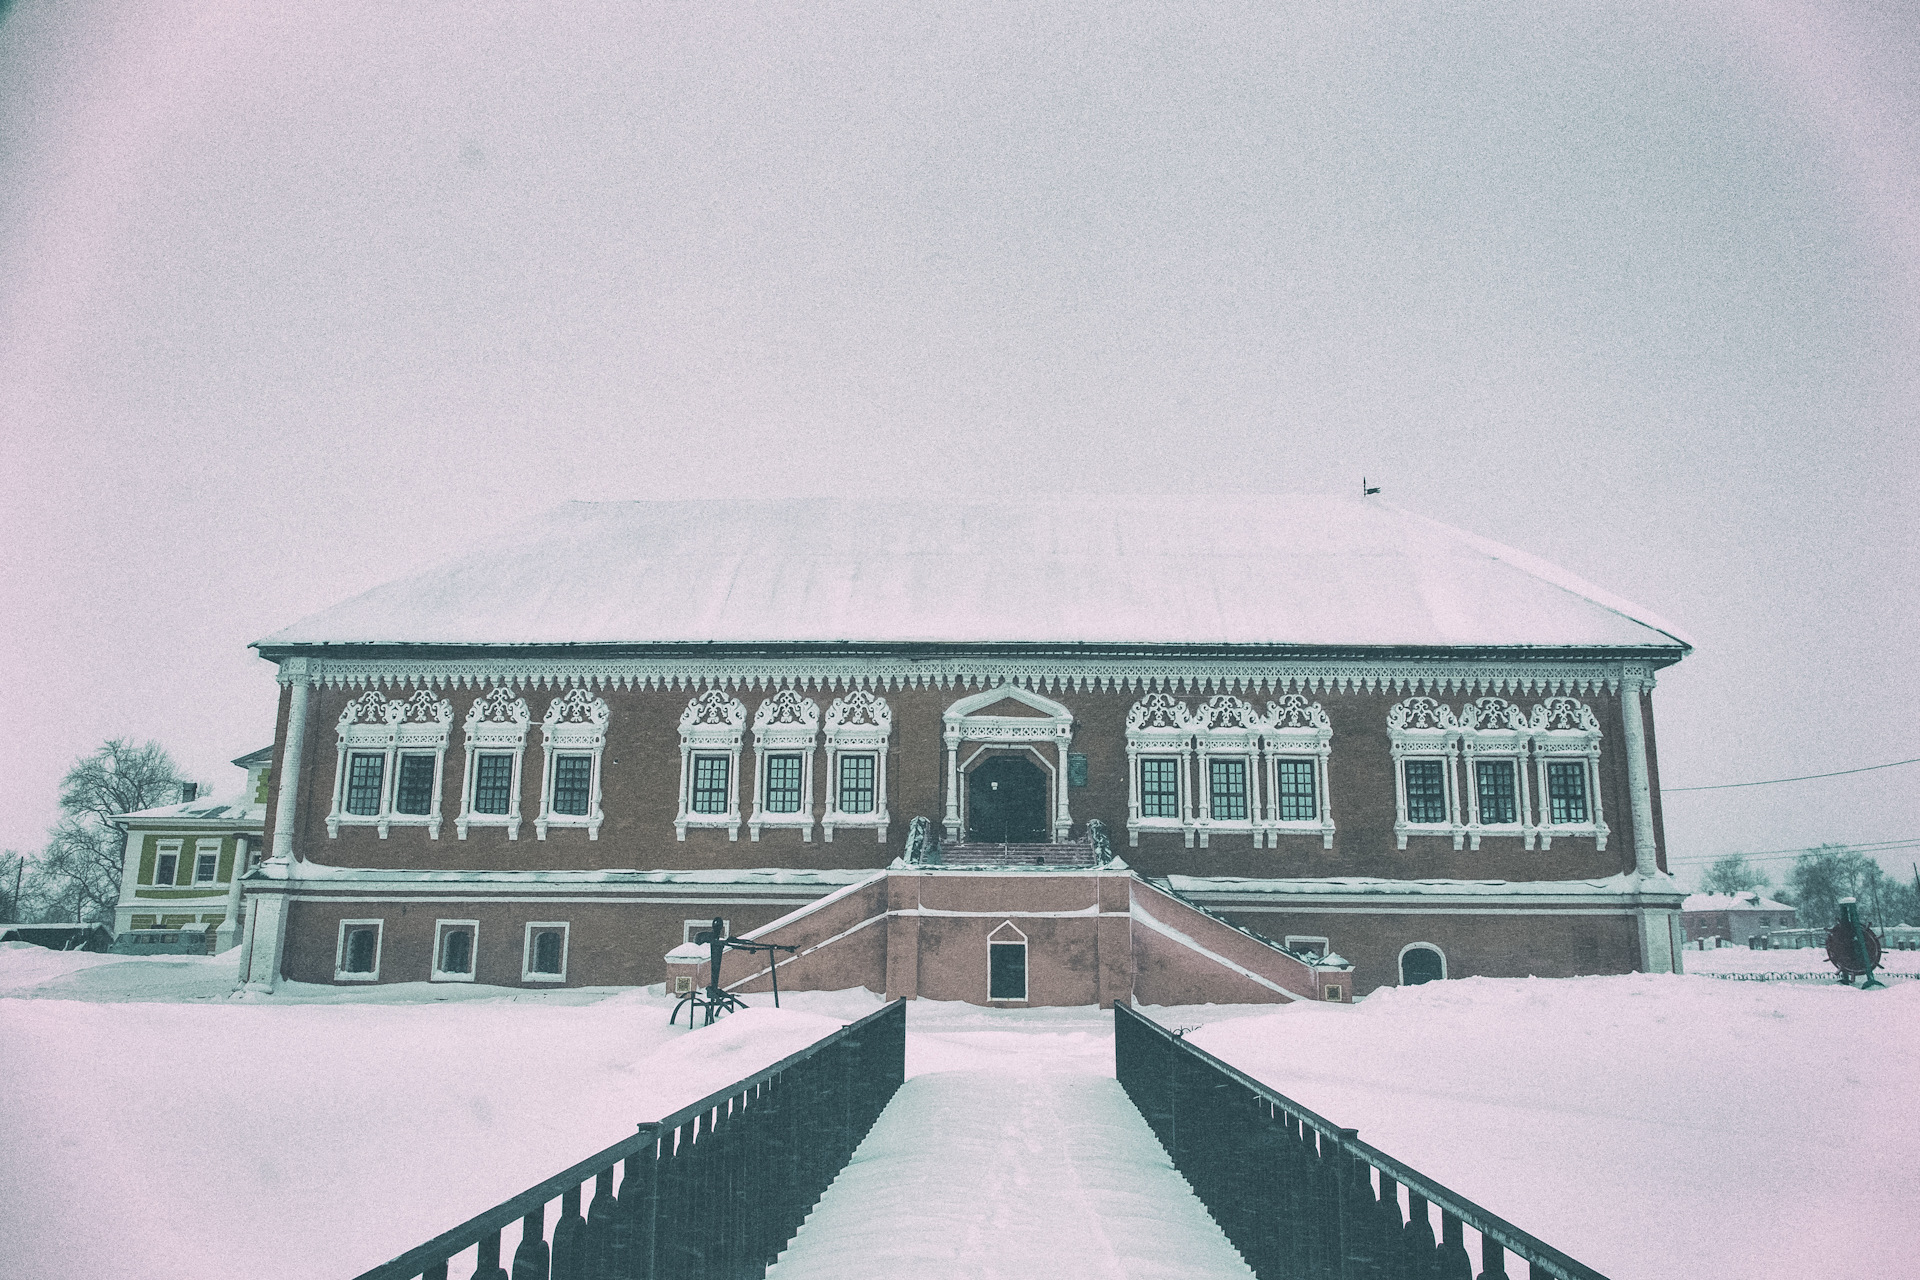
[768,1070,1252,1280]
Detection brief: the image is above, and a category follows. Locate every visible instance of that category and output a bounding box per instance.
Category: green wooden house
[111,747,271,951]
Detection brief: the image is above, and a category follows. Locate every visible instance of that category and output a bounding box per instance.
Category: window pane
[1209,758,1248,821]
[440,928,473,975]
[989,942,1027,1000]
[532,930,564,974]
[155,853,178,886]
[1140,758,1180,818]
[838,754,875,814]
[1548,761,1589,824]
[395,754,436,815]
[1275,759,1316,821]
[764,754,803,814]
[194,854,218,883]
[346,753,385,815]
[344,927,378,973]
[693,755,731,814]
[474,754,513,815]
[1404,760,1447,824]
[552,755,592,816]
[1476,760,1518,825]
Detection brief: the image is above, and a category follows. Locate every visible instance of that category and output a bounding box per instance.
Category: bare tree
[23,739,189,923]
[1699,854,1769,896]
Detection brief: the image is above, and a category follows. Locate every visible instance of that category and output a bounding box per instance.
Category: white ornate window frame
[1459,696,1534,850]
[1261,694,1335,849]
[749,689,819,842]
[677,689,747,841]
[942,686,1075,844]
[334,918,384,982]
[327,689,454,839]
[823,690,891,844]
[1193,695,1261,848]
[1388,696,1464,850]
[1125,693,1194,848]
[457,687,532,840]
[536,688,610,841]
[1529,696,1609,851]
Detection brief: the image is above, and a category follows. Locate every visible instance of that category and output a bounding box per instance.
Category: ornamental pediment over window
[681,689,747,744]
[464,687,532,748]
[825,690,891,748]
[542,688,610,748]
[753,690,820,750]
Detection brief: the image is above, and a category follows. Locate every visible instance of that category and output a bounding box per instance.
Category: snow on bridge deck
[768,1069,1252,1280]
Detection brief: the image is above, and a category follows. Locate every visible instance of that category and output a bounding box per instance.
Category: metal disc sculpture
[1825,898,1886,990]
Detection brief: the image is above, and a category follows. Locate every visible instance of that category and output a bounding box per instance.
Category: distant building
[238,498,1692,1001]
[1681,891,1796,949]
[0,922,113,952]
[111,748,272,949]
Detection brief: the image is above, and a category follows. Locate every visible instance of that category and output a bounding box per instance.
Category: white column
[270,659,313,862]
[215,836,249,951]
[1055,736,1073,842]
[1618,666,1660,878]
[943,732,962,840]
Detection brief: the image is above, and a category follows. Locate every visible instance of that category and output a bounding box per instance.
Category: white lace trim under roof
[258,497,1694,652]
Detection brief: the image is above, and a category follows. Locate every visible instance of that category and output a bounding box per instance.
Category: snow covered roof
[1683,892,1795,914]
[113,790,264,827]
[258,497,1692,652]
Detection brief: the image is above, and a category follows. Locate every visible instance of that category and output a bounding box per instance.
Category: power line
[1662,756,1920,793]
[1666,837,1920,866]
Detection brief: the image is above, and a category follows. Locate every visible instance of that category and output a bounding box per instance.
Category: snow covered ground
[4,944,1913,1280]
[1178,975,1920,1280]
[1682,943,1920,977]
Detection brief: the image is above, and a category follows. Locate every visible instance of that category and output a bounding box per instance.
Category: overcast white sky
[2,1,1914,887]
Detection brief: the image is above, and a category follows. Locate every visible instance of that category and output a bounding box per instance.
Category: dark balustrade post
[472,1231,509,1280]
[1477,1232,1510,1280]
[424,1264,448,1280]
[551,1185,588,1280]
[1436,1213,1473,1280]
[1401,1191,1438,1278]
[633,1128,664,1274]
[510,1204,549,1280]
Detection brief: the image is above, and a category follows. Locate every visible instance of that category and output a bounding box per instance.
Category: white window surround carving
[522,921,570,983]
[1388,696,1465,850]
[457,688,532,840]
[1124,693,1195,847]
[1193,695,1261,848]
[823,690,891,844]
[535,688,610,841]
[1398,941,1448,984]
[1530,696,1609,851]
[334,918,383,982]
[749,690,820,842]
[431,919,478,983]
[1263,694,1336,850]
[1460,697,1534,850]
[942,686,1075,843]
[677,690,748,841]
[327,689,454,839]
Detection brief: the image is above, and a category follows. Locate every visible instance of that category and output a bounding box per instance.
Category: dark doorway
[1400,946,1444,986]
[967,755,1050,843]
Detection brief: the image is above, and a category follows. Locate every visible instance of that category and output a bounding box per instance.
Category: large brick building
[236,497,1690,1003]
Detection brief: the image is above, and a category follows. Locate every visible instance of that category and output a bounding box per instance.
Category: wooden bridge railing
[1115,1003,1609,1280]
[352,998,907,1280]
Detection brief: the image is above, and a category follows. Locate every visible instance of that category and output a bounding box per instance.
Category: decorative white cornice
[279,653,1639,698]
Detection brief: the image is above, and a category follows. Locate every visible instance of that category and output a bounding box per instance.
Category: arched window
[457,688,532,840]
[536,688,610,840]
[750,689,820,842]
[676,690,748,840]
[432,920,477,982]
[327,690,453,839]
[523,922,569,983]
[1399,943,1446,986]
[824,690,892,843]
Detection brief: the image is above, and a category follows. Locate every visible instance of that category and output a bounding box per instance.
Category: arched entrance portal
[967,756,1050,844]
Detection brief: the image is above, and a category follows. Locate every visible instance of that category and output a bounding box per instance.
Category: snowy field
[4,943,1914,1280]
[1682,943,1920,977]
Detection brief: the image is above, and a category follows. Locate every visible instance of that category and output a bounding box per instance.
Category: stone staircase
[928,840,1101,869]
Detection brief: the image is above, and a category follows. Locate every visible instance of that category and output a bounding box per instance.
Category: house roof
[1683,892,1796,914]
[256,497,1693,653]
[113,790,265,828]
[231,746,274,769]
